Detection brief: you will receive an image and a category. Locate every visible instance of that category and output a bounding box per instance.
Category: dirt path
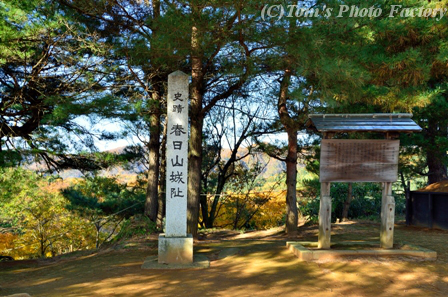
[1,222,448,297]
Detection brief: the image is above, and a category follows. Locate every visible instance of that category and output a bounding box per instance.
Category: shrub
[115,215,157,241]
[298,178,405,223]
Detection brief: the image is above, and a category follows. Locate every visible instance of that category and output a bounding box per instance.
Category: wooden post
[318,182,331,249]
[380,182,395,249]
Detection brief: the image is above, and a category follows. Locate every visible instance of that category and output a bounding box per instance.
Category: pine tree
[0,0,126,170]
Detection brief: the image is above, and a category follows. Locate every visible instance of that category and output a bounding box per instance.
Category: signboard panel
[320,139,399,182]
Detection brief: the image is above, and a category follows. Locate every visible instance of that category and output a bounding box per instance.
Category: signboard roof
[306,113,422,133]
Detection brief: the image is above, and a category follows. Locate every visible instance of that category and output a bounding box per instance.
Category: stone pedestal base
[158,234,193,264]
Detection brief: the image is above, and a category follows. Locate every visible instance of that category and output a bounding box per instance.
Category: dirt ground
[1,221,448,297]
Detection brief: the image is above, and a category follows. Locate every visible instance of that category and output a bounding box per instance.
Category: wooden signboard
[320,139,399,182]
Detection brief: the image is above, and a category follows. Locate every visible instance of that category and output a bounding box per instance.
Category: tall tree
[277,69,299,235]
[144,0,163,222]
[257,0,369,234]
[177,1,264,236]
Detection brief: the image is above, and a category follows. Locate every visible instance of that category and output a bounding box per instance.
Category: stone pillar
[318,182,331,249]
[380,182,395,249]
[158,70,193,264]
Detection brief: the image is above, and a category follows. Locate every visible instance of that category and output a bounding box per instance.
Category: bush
[298,178,405,223]
[114,215,157,241]
[62,176,146,248]
[332,183,382,220]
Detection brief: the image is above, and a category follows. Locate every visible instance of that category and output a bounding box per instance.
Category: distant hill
[27,145,305,182]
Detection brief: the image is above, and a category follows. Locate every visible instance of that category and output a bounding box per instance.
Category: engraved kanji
[170,124,186,136]
[173,141,183,150]
[170,171,185,184]
[171,155,184,167]
[174,92,183,101]
[173,104,184,113]
[170,187,184,198]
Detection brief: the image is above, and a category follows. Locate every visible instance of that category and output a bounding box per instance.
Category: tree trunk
[208,114,254,228]
[95,223,101,249]
[401,171,411,226]
[427,116,448,185]
[278,69,298,236]
[39,233,46,258]
[284,129,298,235]
[208,177,225,228]
[188,113,203,237]
[187,23,204,238]
[427,150,447,184]
[187,3,250,235]
[157,119,167,229]
[145,87,161,221]
[341,183,353,222]
[144,0,162,221]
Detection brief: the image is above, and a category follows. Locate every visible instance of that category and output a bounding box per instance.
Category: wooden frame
[307,114,421,250]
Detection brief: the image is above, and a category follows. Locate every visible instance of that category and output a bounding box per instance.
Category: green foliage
[0,167,42,226]
[0,168,93,259]
[332,183,383,220]
[0,0,128,171]
[63,176,144,218]
[62,176,145,248]
[114,215,157,241]
[0,169,150,258]
[403,94,448,181]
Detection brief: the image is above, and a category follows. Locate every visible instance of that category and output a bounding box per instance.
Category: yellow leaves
[370,86,433,112]
[0,233,16,257]
[0,169,97,259]
[210,191,286,230]
[332,94,349,103]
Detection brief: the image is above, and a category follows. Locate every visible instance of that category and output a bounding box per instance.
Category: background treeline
[1,0,448,258]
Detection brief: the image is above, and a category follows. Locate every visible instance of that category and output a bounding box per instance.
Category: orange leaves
[371,60,426,87]
[209,191,285,230]
[0,233,16,257]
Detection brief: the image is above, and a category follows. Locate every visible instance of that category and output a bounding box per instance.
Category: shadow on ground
[1,222,448,297]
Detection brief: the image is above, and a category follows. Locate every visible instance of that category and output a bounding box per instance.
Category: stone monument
[158,70,193,264]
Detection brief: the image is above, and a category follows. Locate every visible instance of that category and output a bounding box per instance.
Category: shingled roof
[415,180,448,193]
[306,113,422,133]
